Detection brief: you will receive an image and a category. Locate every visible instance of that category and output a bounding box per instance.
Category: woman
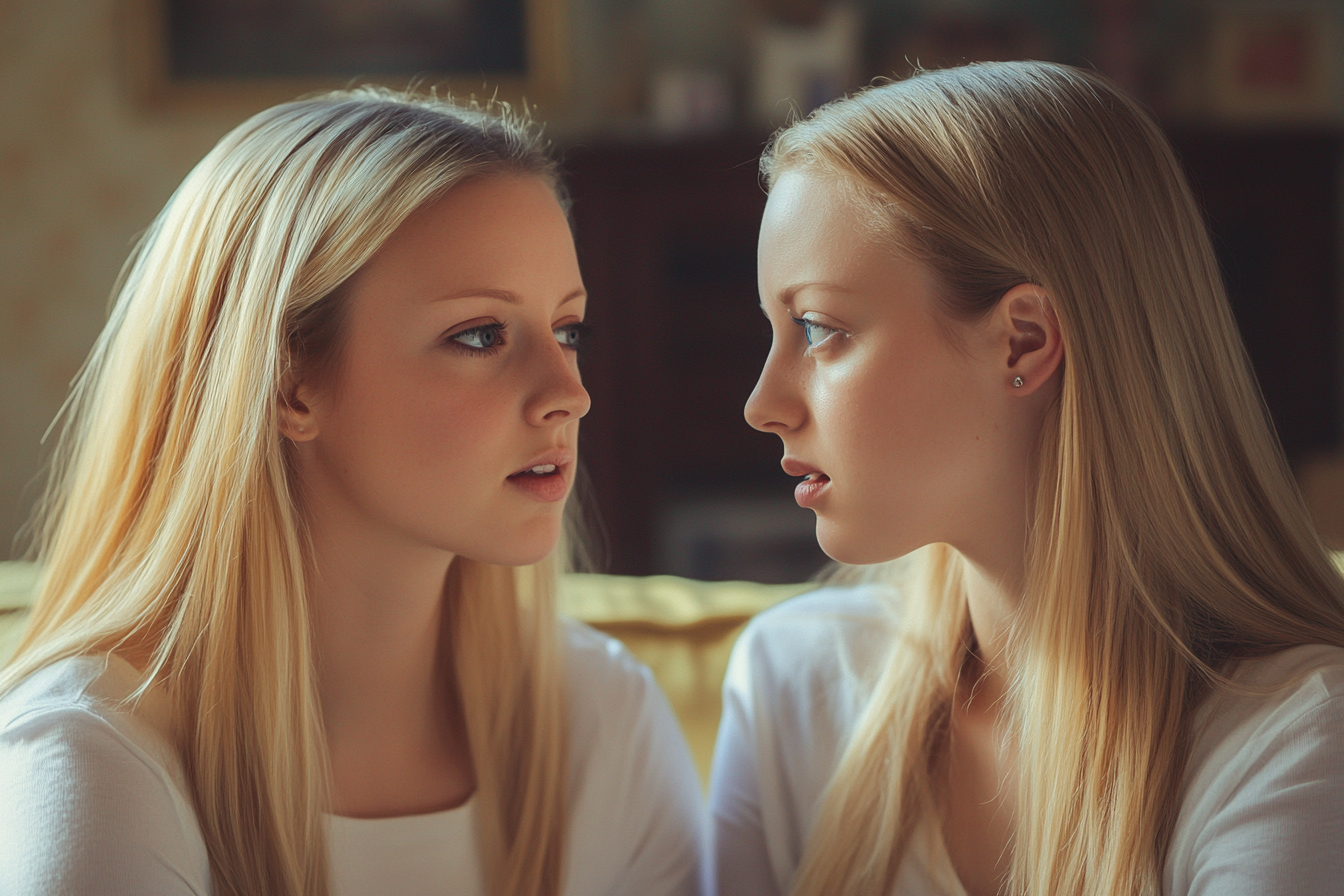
[0,90,702,896]
[712,62,1344,895]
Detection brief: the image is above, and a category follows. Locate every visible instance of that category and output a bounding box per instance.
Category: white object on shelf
[650,68,734,135]
[749,4,861,125]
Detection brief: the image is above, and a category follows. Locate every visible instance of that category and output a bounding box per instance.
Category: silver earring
[1012,376,1024,388]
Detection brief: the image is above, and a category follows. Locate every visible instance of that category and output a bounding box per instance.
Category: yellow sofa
[0,561,808,787]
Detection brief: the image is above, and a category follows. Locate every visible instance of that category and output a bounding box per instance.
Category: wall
[0,0,249,554]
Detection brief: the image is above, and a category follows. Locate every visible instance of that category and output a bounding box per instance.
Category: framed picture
[1205,3,1342,122]
[121,0,570,113]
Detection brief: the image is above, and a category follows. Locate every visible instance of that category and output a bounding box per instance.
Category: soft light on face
[746,169,1016,565]
[296,174,590,567]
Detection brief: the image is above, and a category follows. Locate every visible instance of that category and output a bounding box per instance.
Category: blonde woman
[711,61,1344,896]
[0,91,702,896]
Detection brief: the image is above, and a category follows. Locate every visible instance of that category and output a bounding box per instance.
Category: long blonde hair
[772,62,1344,895]
[3,89,569,896]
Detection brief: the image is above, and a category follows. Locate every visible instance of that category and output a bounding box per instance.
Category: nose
[525,340,591,427]
[744,343,805,434]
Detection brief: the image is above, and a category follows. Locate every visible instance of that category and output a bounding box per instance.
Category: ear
[278,370,321,442]
[993,283,1063,395]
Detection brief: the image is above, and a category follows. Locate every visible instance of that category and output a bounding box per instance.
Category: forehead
[357,174,579,297]
[758,169,891,287]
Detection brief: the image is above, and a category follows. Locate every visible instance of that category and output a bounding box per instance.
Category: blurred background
[2,0,1343,583]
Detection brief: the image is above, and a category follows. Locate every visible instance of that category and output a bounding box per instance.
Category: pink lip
[782,456,830,508]
[506,450,574,503]
[793,473,830,508]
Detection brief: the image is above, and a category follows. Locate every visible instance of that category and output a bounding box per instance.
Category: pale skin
[746,170,1064,895]
[277,174,590,818]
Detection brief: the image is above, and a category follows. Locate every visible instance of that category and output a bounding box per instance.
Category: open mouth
[507,459,569,502]
[794,471,831,506]
[509,463,559,478]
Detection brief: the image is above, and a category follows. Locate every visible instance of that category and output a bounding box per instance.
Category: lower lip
[507,469,570,503]
[794,475,830,507]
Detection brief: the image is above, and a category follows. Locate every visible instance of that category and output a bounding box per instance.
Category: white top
[0,620,704,896]
[709,586,1344,896]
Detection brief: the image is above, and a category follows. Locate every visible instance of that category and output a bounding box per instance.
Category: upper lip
[509,449,574,477]
[781,457,827,479]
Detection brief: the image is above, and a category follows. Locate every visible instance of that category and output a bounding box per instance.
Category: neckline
[327,796,476,825]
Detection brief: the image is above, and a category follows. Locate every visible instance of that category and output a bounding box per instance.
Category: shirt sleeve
[1185,695,1344,896]
[707,589,896,896]
[708,637,780,896]
[603,661,707,896]
[562,621,707,896]
[0,707,207,896]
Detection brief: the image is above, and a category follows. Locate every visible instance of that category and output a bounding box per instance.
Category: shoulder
[723,586,899,808]
[1,654,112,727]
[0,656,210,895]
[559,620,704,896]
[1167,645,1344,895]
[706,585,901,894]
[561,618,656,703]
[725,584,901,727]
[559,617,692,779]
[1190,643,1344,770]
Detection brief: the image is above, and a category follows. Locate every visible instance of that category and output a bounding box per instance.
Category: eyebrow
[762,281,853,308]
[432,287,587,306]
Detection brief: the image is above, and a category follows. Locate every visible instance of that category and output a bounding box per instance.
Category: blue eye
[789,315,835,347]
[451,324,505,351]
[554,322,590,350]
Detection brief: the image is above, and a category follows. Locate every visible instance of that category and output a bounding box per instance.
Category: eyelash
[447,321,592,356]
[790,315,839,348]
[449,323,507,355]
[554,322,591,352]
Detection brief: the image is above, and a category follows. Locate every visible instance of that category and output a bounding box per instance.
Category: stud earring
[1012,376,1024,388]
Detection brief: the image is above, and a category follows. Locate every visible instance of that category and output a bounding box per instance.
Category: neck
[960,553,1021,700]
[303,483,474,817]
[954,488,1031,700]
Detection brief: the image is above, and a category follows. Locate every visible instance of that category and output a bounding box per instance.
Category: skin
[746,169,1064,895]
[278,174,589,818]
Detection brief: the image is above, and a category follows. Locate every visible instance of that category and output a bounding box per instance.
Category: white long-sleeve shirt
[0,620,705,896]
[709,585,1344,896]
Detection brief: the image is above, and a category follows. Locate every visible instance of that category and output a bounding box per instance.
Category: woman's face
[290,174,589,568]
[747,169,1044,566]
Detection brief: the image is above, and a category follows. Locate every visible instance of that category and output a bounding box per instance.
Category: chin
[815,518,907,566]
[466,520,563,568]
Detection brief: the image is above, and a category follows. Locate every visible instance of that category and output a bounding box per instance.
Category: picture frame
[120,0,570,115]
[1204,3,1342,122]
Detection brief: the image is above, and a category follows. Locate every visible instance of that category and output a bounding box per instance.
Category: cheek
[327,350,510,493]
[814,341,992,536]
[819,340,973,466]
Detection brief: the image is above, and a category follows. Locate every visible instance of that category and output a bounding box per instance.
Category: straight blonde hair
[770,62,1344,895]
[3,89,569,896]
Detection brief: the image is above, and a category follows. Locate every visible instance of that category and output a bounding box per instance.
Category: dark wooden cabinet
[1170,130,1341,463]
[566,131,1342,576]
[567,140,793,577]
